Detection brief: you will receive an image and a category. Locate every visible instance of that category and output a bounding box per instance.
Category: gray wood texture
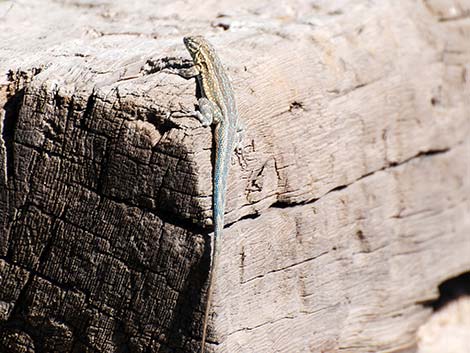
[0,0,469,352]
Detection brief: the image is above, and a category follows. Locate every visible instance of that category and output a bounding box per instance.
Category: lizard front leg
[176,65,223,127]
[175,64,200,80]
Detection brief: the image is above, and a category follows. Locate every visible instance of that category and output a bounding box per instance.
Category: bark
[0,0,469,352]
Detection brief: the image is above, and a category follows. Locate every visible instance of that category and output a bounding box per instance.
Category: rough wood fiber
[0,0,469,352]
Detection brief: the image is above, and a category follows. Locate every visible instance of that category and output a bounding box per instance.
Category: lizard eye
[184,36,204,55]
[184,37,196,51]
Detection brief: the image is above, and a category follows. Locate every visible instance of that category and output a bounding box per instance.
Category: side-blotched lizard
[181,35,244,353]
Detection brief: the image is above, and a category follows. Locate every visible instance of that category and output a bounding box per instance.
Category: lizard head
[183,35,215,64]
[183,35,205,57]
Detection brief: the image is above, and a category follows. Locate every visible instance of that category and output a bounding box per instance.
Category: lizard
[181,35,244,353]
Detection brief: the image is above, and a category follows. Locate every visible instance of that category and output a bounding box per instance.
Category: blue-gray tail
[200,147,228,353]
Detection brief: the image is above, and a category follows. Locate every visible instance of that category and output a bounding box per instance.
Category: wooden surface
[0,0,469,352]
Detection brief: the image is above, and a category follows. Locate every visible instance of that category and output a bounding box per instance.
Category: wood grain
[0,0,469,352]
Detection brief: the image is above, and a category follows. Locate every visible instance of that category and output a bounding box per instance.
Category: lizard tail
[200,213,224,353]
[200,149,226,353]
[200,218,223,353]
[200,273,213,353]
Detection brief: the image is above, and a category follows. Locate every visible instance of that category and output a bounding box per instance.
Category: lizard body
[183,36,243,353]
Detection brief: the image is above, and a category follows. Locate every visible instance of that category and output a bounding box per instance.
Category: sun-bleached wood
[0,0,469,352]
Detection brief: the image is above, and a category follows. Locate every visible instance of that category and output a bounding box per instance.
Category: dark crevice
[234,212,259,222]
[149,112,179,135]
[264,145,455,216]
[329,184,347,192]
[7,270,33,319]
[271,200,296,209]
[35,215,63,272]
[241,250,329,285]
[166,238,209,352]
[87,92,112,200]
[213,21,230,31]
[389,147,450,167]
[249,163,265,192]
[0,269,43,352]
[80,92,96,130]
[438,12,470,23]
[423,271,470,311]
[2,88,24,185]
[289,101,304,111]
[415,147,450,158]
[156,207,208,236]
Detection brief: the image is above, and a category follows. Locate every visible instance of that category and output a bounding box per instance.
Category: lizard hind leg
[232,121,247,169]
[235,120,245,153]
[196,98,221,127]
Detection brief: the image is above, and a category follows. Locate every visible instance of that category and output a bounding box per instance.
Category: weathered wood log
[0,0,469,352]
